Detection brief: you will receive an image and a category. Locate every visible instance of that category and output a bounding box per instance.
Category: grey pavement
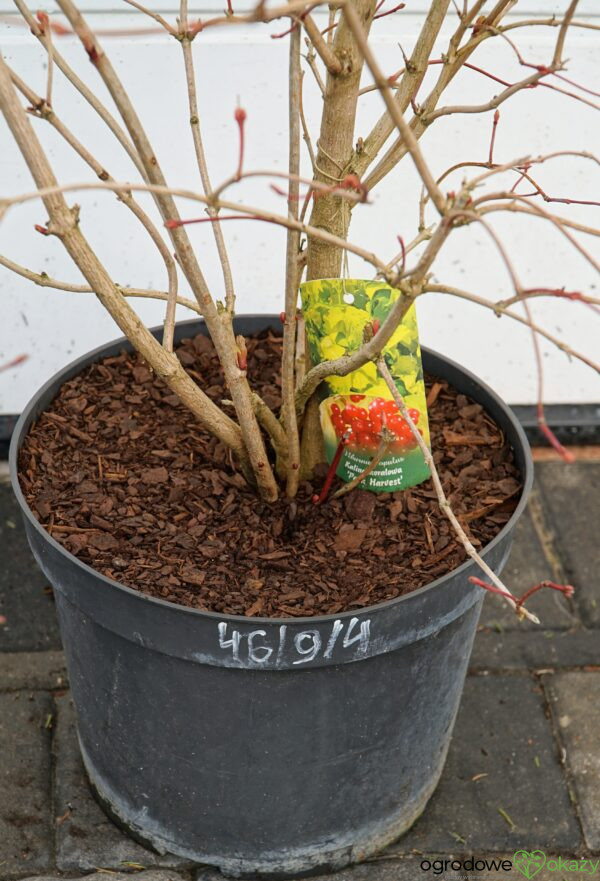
[1,461,599,881]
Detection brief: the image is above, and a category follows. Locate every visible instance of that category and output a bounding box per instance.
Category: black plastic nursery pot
[10,315,533,878]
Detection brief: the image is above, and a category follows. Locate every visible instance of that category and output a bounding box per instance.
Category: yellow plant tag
[300,278,431,492]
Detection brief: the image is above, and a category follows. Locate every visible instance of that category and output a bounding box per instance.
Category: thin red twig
[517,580,574,609]
[271,183,308,200]
[0,353,29,372]
[271,20,299,39]
[165,215,260,228]
[553,71,600,99]
[2,12,167,37]
[522,299,576,463]
[469,576,574,611]
[374,56,600,110]
[396,235,406,276]
[521,287,600,316]
[468,577,517,603]
[270,173,369,203]
[536,410,576,462]
[234,105,247,181]
[325,0,404,38]
[510,163,531,193]
[515,171,600,208]
[312,434,349,505]
[488,109,500,166]
[504,162,600,211]
[373,2,405,21]
[45,19,71,36]
[484,27,600,110]
[271,3,318,39]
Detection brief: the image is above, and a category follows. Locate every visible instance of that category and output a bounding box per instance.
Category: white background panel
[0,3,599,411]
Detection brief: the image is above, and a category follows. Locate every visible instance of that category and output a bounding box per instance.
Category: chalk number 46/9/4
[217,617,371,666]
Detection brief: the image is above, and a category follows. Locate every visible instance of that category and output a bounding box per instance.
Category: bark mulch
[18,330,520,618]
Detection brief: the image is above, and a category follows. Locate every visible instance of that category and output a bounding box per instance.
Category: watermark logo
[514,851,547,879]
[419,853,600,877]
[513,853,600,876]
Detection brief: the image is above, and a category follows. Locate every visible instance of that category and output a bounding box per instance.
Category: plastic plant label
[300,278,431,493]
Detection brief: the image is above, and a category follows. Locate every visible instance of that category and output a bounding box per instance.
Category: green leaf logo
[514,851,547,879]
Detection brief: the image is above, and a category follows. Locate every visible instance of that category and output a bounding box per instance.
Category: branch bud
[362,320,379,343]
[342,174,369,203]
[35,10,49,32]
[236,334,248,371]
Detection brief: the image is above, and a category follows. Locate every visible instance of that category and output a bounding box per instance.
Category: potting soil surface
[18,330,521,617]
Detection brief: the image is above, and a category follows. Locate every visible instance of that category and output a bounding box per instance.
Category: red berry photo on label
[328,396,421,454]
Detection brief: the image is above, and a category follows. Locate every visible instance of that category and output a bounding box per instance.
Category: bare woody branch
[473,194,600,272]
[303,44,326,97]
[0,55,246,462]
[552,0,580,67]
[341,2,446,213]
[302,0,376,482]
[305,0,377,281]
[303,14,342,75]
[377,357,539,623]
[0,179,390,275]
[13,0,146,178]
[121,0,178,35]
[480,199,600,241]
[422,69,561,124]
[522,297,576,463]
[360,1,527,191]
[7,64,181,351]
[424,284,600,374]
[0,253,200,313]
[299,70,317,168]
[282,26,303,495]
[54,0,278,500]
[350,0,451,180]
[179,0,236,311]
[35,11,54,107]
[2,0,597,514]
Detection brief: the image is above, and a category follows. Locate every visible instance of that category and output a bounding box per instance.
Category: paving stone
[2,457,597,880]
[544,671,600,850]
[0,651,67,691]
[471,629,600,671]
[196,854,589,881]
[195,858,470,881]
[0,485,62,652]
[536,463,600,627]
[387,675,579,853]
[0,691,53,878]
[369,854,597,881]
[23,873,191,881]
[53,693,193,873]
[479,505,577,632]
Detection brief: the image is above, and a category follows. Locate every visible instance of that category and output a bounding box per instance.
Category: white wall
[1,1,599,412]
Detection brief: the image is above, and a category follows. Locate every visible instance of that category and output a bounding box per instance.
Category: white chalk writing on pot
[217,617,371,666]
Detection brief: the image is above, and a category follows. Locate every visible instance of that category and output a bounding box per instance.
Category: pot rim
[9,313,533,626]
